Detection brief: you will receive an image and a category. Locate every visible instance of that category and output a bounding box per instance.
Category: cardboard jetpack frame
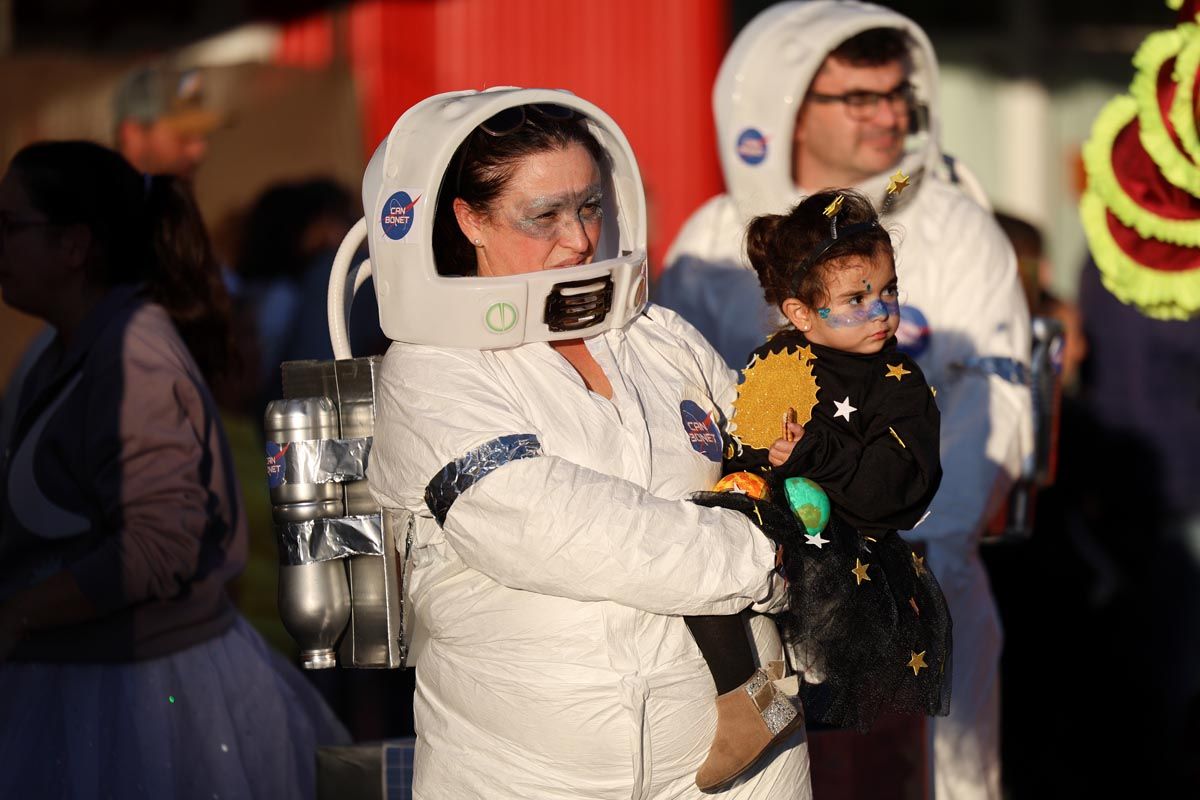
[274,355,413,670]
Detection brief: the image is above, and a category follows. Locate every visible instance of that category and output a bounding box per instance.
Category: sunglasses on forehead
[476,103,580,137]
[454,103,584,199]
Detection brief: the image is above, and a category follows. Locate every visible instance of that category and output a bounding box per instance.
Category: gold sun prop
[729,344,822,452]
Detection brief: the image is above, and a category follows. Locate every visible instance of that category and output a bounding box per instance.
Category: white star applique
[805,531,829,548]
[833,396,857,421]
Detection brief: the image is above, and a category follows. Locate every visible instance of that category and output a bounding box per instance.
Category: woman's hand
[768,423,805,466]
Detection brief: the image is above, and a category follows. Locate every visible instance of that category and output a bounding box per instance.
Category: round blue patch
[680,400,723,462]
[266,441,288,489]
[381,191,421,240]
[736,128,768,166]
[896,304,931,359]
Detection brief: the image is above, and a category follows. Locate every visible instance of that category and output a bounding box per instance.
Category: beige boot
[695,664,804,792]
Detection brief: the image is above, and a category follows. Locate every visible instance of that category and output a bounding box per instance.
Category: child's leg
[684,612,757,693]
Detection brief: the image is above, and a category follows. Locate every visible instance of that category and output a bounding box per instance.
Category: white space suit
[360,89,810,799]
[370,306,810,799]
[657,4,1033,798]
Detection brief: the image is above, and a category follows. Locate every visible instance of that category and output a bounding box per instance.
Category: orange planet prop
[713,471,772,501]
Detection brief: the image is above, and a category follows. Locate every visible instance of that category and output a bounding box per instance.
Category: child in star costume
[685,189,952,790]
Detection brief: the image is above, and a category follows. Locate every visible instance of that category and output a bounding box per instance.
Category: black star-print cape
[695,329,952,731]
[728,330,943,534]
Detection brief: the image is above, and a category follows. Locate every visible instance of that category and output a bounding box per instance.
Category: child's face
[784,252,900,354]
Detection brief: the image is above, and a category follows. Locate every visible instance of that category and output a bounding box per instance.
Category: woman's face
[0,170,73,319]
[461,142,603,278]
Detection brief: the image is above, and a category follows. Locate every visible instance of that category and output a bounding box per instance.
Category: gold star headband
[797,193,880,280]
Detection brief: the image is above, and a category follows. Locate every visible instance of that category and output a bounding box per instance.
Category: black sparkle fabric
[714,330,953,730]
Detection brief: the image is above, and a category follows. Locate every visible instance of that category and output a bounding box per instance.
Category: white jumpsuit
[369,305,811,799]
[656,4,1033,798]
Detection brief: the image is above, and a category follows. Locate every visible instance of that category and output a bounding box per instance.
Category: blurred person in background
[0,141,347,798]
[236,178,388,411]
[657,3,1032,798]
[994,212,1087,388]
[113,64,222,182]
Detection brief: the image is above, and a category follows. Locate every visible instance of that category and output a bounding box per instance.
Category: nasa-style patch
[680,399,723,462]
[266,441,289,489]
[896,304,931,358]
[381,190,422,241]
[736,128,768,166]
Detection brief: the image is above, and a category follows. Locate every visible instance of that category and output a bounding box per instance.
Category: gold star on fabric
[885,363,911,381]
[795,344,816,364]
[907,651,928,675]
[887,169,911,195]
[823,194,845,217]
[912,553,926,576]
[929,385,937,398]
[851,558,871,586]
[888,426,907,449]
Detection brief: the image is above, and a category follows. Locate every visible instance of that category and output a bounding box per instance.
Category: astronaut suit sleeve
[371,344,778,618]
[904,198,1032,549]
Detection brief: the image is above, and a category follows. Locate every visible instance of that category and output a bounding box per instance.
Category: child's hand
[768,423,805,466]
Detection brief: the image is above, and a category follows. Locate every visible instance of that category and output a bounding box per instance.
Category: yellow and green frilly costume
[1080,0,1200,320]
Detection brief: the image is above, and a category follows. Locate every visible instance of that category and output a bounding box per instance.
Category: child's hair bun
[745,189,891,308]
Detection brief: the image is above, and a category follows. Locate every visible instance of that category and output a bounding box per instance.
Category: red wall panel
[345,0,726,274]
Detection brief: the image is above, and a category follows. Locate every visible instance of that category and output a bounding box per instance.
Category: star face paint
[817,295,900,329]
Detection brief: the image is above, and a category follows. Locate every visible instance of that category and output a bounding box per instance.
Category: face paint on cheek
[820,306,874,328]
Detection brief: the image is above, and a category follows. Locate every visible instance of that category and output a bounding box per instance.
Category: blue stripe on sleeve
[423,433,544,526]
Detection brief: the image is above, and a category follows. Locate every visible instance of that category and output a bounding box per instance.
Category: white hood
[714,0,943,223]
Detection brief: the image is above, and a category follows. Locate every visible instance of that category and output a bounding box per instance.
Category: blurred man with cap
[114,65,223,180]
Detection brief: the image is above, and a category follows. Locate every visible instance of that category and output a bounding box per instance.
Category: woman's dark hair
[432,105,609,276]
[10,140,234,381]
[745,189,893,309]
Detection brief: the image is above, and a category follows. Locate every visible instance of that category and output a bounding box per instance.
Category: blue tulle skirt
[0,616,350,799]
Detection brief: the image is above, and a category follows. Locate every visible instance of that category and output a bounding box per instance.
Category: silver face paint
[506,183,604,241]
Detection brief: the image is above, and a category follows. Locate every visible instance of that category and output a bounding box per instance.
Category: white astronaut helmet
[328,87,649,354]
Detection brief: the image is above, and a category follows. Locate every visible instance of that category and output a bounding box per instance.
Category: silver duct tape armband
[277,513,384,566]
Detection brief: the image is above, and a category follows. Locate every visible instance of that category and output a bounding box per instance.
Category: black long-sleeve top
[727,330,942,535]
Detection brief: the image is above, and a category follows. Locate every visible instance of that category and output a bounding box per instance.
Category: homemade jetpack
[263,87,650,669]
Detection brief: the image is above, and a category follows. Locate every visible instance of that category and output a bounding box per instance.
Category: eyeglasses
[455,103,582,198]
[0,211,55,253]
[808,81,915,121]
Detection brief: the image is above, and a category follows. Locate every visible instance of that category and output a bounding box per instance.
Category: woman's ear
[780,297,813,331]
[453,198,485,247]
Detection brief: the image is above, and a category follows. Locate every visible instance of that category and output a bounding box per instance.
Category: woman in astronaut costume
[362,90,810,798]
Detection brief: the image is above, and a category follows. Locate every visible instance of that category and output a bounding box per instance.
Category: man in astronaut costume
[657,3,1032,798]
[361,89,810,799]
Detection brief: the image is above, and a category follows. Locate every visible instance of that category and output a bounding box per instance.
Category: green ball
[783,477,831,536]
